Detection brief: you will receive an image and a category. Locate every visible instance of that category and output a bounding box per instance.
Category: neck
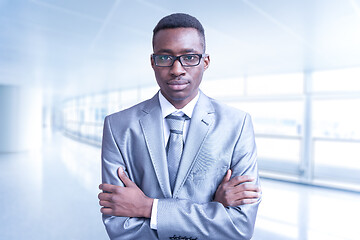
[172,100,190,109]
[162,91,199,109]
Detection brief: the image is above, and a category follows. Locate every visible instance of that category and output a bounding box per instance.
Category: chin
[170,95,189,101]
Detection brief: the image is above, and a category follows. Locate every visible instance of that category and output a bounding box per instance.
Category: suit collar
[158,90,199,119]
[140,91,216,198]
[173,91,215,196]
[140,92,172,198]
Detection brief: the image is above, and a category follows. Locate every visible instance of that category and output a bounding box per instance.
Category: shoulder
[202,93,250,121]
[201,95,256,140]
[105,93,159,124]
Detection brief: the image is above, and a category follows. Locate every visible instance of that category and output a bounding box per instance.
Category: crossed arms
[99,113,261,239]
[99,167,260,219]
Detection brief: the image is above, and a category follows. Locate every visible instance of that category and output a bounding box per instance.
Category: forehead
[153,28,203,54]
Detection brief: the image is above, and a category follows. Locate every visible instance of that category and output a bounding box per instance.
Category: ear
[150,54,155,69]
[203,54,210,71]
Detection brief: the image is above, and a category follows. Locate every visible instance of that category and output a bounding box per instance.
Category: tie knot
[165,113,188,133]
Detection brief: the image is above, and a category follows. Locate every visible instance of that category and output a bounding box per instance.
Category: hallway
[0,131,359,240]
[0,131,107,239]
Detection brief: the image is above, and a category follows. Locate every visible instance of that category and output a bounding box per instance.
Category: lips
[167,79,189,90]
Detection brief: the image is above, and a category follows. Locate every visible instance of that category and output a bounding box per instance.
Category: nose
[170,59,186,77]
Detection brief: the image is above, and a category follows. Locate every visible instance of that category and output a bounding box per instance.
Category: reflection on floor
[0,131,359,240]
[253,178,360,240]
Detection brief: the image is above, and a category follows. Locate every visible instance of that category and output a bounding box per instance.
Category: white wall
[0,85,43,152]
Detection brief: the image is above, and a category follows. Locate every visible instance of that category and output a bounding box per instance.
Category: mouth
[167,78,190,91]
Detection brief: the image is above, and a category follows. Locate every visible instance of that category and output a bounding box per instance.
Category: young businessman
[98,13,261,240]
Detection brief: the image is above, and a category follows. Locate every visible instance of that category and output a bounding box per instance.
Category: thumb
[221,169,232,184]
[117,167,135,187]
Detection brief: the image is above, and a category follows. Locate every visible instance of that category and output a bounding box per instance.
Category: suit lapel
[173,92,215,197]
[139,93,172,198]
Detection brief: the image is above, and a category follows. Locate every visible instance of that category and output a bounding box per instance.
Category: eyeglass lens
[154,54,201,66]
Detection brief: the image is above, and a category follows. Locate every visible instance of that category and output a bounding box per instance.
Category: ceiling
[1,0,360,104]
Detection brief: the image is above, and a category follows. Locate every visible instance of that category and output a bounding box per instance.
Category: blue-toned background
[1,0,360,239]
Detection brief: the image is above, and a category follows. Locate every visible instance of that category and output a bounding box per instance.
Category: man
[98,13,261,240]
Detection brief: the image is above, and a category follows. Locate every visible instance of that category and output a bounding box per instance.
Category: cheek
[190,70,204,86]
[154,71,169,89]
[154,69,168,80]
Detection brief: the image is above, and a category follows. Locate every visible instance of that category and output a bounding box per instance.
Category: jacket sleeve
[156,114,261,240]
[101,116,159,240]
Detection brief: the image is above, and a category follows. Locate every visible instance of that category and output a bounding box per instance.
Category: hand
[98,167,154,218]
[214,169,261,207]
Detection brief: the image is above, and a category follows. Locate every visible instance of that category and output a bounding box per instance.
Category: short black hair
[152,13,206,51]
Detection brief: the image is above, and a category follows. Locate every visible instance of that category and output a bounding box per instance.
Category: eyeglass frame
[152,53,207,67]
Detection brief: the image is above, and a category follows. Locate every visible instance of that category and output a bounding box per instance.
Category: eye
[184,55,195,61]
[158,55,171,61]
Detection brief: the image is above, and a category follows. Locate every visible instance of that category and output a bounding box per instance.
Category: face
[151,28,210,109]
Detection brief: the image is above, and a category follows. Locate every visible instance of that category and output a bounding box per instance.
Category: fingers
[224,189,261,207]
[117,167,136,187]
[98,192,113,213]
[220,169,232,184]
[215,172,261,207]
[234,189,261,199]
[98,167,133,191]
[99,200,112,208]
[99,183,117,193]
[234,182,261,193]
[235,198,259,205]
[229,175,256,187]
[98,192,117,213]
[233,185,261,206]
[98,192,112,201]
[100,207,113,215]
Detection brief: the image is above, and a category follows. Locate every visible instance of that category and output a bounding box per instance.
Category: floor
[0,130,359,240]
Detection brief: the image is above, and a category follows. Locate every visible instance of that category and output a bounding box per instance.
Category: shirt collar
[158,91,199,119]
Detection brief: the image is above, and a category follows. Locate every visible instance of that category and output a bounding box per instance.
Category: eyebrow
[156,48,199,54]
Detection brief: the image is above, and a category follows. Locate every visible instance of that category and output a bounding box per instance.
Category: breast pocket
[190,165,228,181]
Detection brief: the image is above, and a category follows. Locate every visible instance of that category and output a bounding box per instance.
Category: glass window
[59,68,360,191]
[228,100,303,137]
[139,85,159,101]
[247,73,304,95]
[228,100,303,175]
[314,140,360,169]
[312,90,360,185]
[121,88,139,109]
[312,67,360,93]
[312,99,360,140]
[257,137,301,163]
[107,91,122,114]
[201,77,245,98]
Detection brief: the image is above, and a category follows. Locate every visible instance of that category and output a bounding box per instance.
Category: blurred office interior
[1,0,360,239]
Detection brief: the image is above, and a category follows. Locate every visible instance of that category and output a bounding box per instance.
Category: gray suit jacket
[101,91,261,240]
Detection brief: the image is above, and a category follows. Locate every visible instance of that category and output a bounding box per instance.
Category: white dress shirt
[150,91,199,230]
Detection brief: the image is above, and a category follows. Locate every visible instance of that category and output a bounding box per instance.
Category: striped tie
[166,113,188,192]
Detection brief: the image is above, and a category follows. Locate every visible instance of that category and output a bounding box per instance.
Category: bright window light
[201,77,245,98]
[312,67,360,92]
[247,73,304,95]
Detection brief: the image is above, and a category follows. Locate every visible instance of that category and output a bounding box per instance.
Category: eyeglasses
[152,54,206,67]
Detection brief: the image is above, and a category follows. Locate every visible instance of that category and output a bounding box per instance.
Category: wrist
[143,197,154,218]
